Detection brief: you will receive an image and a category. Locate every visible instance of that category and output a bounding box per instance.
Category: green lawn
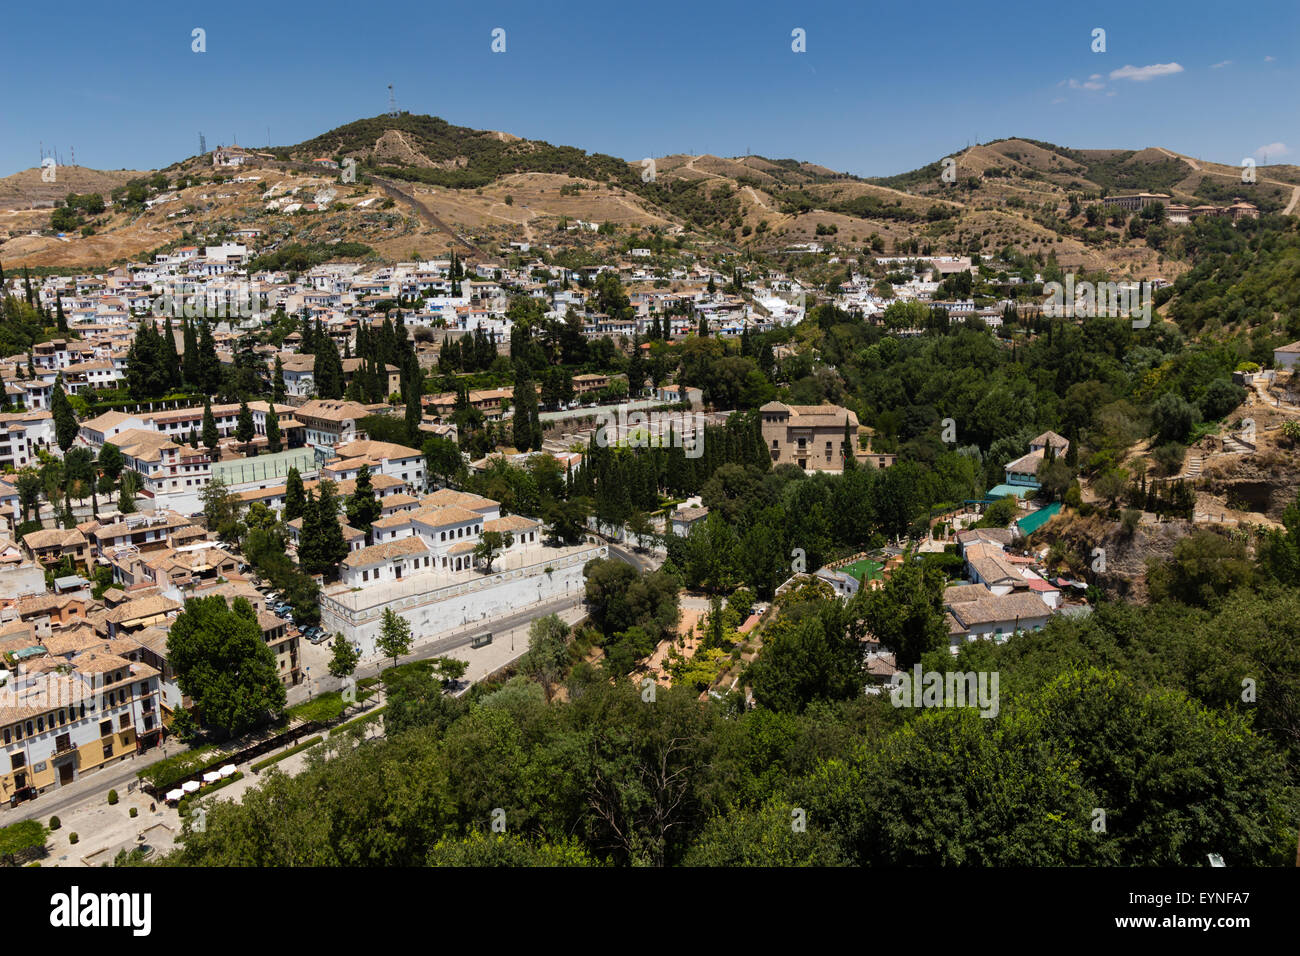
[838,559,883,582]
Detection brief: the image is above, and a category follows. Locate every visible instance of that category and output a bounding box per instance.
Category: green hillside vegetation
[1167,216,1300,340]
[285,114,633,190]
[149,568,1300,866]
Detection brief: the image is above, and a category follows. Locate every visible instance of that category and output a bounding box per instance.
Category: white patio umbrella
[219,764,237,778]
[181,780,201,794]
[164,788,184,802]
[202,771,221,784]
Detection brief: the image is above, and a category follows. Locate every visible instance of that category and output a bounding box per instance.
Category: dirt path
[1154,146,1300,216]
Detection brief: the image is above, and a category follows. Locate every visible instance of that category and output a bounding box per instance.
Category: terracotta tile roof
[341,535,428,568]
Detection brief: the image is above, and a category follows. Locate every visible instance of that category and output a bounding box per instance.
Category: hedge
[329,706,387,737]
[250,736,323,773]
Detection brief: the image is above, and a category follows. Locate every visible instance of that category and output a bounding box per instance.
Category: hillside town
[2,1,1300,888]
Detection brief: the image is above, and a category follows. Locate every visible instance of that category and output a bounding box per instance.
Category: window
[25,720,33,736]
[2,728,7,744]
[11,752,25,769]
[99,720,112,737]
[36,717,44,732]
[362,569,369,582]
[120,713,132,729]
[103,741,113,759]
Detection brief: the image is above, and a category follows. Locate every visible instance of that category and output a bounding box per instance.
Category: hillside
[1,119,1296,275]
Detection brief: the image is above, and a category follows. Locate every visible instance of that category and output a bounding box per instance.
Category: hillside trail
[1153,146,1300,216]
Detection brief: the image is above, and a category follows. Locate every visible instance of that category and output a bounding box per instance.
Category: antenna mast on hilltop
[388,84,399,117]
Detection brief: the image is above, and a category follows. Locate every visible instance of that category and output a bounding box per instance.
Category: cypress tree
[196,321,221,393]
[345,464,382,543]
[51,382,78,452]
[235,399,255,453]
[298,490,322,573]
[265,407,282,453]
[284,467,305,521]
[181,319,199,387]
[272,356,286,403]
[404,374,422,445]
[55,293,68,333]
[201,398,219,459]
[23,267,34,308]
[161,318,180,390]
[512,367,537,451]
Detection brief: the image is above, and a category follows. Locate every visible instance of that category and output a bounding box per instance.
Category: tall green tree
[235,399,255,454]
[283,467,306,522]
[167,596,287,739]
[264,407,283,453]
[201,398,219,459]
[272,355,286,403]
[862,561,948,668]
[345,464,382,542]
[328,633,360,681]
[50,382,77,452]
[195,320,223,394]
[313,334,345,400]
[97,441,123,483]
[377,607,413,669]
[300,480,348,577]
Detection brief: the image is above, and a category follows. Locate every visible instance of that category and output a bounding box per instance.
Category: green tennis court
[838,558,883,581]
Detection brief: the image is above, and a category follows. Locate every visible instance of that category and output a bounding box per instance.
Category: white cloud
[1050,97,1066,104]
[1210,60,1232,69]
[1066,74,1106,91]
[1264,55,1275,62]
[1109,62,1184,81]
[1255,142,1290,160]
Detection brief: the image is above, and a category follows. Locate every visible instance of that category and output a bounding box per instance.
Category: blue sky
[2,0,1297,179]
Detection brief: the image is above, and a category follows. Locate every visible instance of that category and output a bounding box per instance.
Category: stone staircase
[1182,453,1204,479]
[1221,433,1254,455]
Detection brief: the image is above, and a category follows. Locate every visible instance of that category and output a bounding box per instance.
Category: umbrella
[219,764,237,778]
[181,780,200,794]
[202,771,221,784]
[165,788,184,802]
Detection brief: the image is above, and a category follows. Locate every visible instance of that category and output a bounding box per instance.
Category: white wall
[324,554,595,659]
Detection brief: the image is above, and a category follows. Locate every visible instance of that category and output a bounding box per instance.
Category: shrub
[48,816,60,831]
[1153,442,1185,476]
[107,789,118,805]
[68,833,78,844]
[129,807,138,818]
